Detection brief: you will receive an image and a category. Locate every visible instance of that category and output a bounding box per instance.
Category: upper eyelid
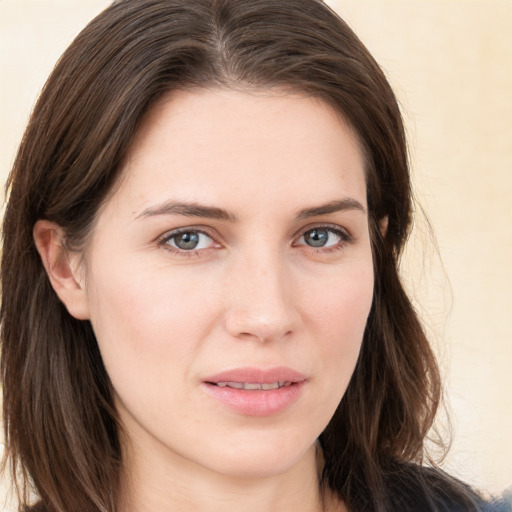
[157,226,218,245]
[293,223,353,242]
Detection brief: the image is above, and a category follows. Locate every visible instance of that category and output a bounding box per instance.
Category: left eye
[164,230,214,251]
[298,227,343,248]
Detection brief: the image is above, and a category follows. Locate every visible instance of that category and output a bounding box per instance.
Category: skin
[35,88,374,512]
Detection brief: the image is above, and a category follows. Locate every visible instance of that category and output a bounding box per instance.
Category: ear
[379,215,389,237]
[33,220,90,320]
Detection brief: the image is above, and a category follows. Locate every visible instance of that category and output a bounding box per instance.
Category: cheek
[84,264,219,436]
[85,263,213,383]
[305,260,374,388]
[85,261,225,391]
[308,260,374,339]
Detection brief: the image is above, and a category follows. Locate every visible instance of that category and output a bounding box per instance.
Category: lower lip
[202,382,305,417]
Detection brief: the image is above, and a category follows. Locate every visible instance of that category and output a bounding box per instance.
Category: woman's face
[78,89,374,479]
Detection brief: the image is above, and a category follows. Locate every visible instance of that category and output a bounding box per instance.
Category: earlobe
[33,220,90,320]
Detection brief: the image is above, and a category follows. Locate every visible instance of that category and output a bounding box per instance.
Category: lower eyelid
[158,229,217,251]
[296,226,352,245]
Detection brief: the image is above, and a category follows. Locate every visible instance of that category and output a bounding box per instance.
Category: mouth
[203,366,306,389]
[208,381,293,390]
[202,367,306,416]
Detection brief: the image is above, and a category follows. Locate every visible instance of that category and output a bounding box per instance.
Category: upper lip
[203,366,307,384]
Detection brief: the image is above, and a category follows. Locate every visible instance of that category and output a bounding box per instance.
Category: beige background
[1,0,511,508]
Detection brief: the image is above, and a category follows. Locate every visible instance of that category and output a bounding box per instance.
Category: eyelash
[294,225,353,254]
[157,224,353,258]
[157,227,219,258]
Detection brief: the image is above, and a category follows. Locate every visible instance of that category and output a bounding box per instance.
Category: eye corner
[294,224,353,252]
[157,227,221,256]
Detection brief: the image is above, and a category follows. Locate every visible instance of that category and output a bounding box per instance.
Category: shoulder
[383,463,511,512]
[483,490,512,512]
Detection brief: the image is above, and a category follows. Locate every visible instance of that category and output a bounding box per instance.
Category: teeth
[215,381,291,390]
[244,382,261,390]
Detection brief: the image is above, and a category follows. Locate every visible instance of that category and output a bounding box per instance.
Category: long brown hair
[1,1,480,511]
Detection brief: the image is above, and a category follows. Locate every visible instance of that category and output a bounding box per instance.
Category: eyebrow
[136,197,366,222]
[136,200,238,222]
[295,198,366,219]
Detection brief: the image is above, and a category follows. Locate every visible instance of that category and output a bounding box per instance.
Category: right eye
[162,230,216,252]
[300,227,341,248]
[295,225,351,251]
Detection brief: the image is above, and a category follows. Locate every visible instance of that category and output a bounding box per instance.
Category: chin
[201,437,317,480]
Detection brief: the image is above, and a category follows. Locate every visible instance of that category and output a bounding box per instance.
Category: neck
[119,440,337,512]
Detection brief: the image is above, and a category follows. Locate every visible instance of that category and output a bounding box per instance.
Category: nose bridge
[224,244,298,342]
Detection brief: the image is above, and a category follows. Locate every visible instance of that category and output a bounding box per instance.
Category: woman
[0,1,507,511]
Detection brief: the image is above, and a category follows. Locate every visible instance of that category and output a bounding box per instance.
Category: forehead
[113,87,367,215]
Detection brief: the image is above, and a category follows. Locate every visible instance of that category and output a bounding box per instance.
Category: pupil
[175,232,199,250]
[305,229,328,247]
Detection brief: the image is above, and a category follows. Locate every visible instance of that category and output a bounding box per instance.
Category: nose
[224,252,299,343]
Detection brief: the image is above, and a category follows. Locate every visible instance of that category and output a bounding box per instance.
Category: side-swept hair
[1,1,481,511]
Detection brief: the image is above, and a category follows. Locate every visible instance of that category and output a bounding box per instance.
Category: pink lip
[202,366,307,417]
